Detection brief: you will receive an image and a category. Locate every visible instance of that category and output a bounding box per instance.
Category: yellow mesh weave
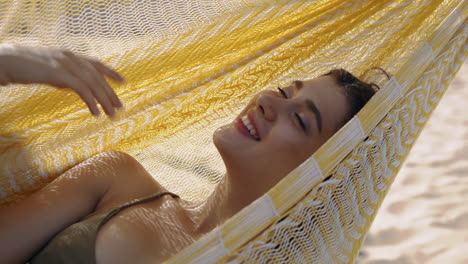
[0,0,466,263]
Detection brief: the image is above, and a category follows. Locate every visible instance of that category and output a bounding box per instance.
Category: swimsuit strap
[97,191,180,231]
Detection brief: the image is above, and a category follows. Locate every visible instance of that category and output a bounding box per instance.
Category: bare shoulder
[91,151,166,211]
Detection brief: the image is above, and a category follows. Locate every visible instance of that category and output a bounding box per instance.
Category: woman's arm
[0,150,134,264]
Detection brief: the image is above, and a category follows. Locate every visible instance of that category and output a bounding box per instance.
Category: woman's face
[214,75,349,182]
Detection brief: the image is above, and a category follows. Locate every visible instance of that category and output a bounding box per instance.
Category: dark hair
[324,67,390,130]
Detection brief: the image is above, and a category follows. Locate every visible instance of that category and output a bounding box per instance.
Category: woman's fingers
[89,59,125,82]
[86,59,124,109]
[78,60,116,116]
[58,73,100,116]
[62,52,123,117]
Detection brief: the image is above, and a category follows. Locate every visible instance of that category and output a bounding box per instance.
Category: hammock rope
[0,0,466,263]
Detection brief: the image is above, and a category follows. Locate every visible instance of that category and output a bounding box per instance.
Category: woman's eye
[277,87,288,98]
[295,112,306,131]
[277,87,306,132]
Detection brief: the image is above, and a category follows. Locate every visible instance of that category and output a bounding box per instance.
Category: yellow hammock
[0,0,466,263]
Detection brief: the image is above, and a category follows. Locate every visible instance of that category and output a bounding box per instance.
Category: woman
[0,45,381,263]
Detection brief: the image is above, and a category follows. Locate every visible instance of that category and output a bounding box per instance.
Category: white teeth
[241,116,259,140]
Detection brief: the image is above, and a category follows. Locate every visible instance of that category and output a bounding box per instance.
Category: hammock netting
[0,0,466,263]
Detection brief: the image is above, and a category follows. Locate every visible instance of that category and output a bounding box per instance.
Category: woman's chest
[95,198,197,263]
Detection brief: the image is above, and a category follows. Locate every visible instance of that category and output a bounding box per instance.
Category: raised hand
[0,44,125,117]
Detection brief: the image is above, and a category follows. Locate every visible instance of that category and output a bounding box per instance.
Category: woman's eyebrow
[293,80,323,133]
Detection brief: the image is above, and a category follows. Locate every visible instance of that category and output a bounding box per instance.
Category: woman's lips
[235,118,257,141]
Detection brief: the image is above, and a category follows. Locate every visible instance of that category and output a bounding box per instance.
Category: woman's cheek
[271,126,303,149]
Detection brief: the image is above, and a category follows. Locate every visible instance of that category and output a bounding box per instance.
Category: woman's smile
[234,114,260,141]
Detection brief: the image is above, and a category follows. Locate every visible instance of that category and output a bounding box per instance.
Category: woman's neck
[183,173,262,237]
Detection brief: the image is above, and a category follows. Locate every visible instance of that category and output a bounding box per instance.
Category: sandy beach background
[357,62,468,263]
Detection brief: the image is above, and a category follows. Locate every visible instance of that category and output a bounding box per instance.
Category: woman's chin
[212,124,231,157]
[213,122,257,158]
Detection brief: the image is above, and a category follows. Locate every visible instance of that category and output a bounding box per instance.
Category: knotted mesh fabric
[0,0,466,263]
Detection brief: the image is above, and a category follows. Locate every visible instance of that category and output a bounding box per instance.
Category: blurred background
[358,62,468,264]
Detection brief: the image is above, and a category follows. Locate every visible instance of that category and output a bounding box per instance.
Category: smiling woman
[213,68,385,206]
[0,65,384,263]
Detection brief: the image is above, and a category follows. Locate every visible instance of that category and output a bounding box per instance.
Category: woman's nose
[256,92,280,121]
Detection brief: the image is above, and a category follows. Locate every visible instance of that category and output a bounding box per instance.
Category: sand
[357,62,468,264]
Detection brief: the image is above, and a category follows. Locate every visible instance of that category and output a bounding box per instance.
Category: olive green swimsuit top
[29,191,179,264]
